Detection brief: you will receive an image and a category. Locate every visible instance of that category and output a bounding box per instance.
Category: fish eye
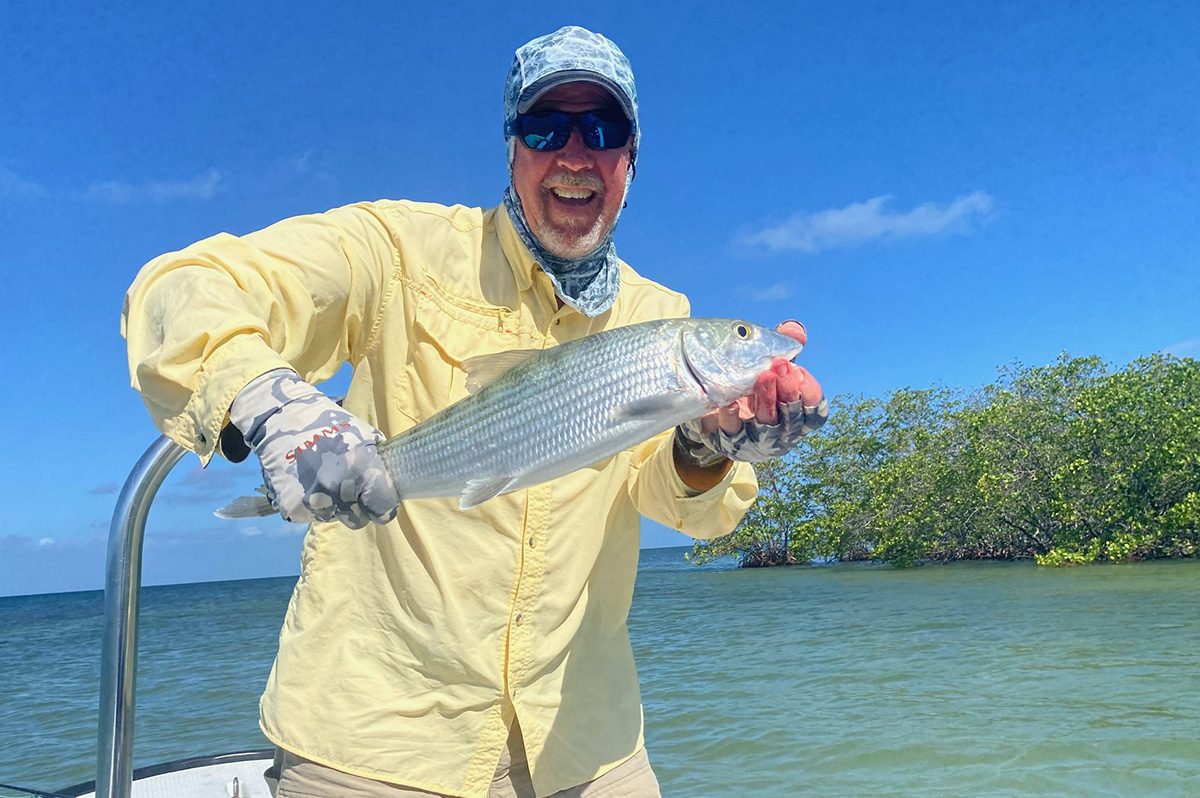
[732,322,751,339]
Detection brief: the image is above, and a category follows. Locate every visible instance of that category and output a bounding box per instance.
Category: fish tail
[213,495,277,519]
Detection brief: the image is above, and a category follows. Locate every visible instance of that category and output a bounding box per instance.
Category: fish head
[680,319,805,406]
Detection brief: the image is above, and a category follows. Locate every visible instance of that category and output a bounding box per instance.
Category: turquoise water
[2,549,1198,797]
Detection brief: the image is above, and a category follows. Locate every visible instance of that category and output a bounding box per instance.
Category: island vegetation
[689,353,1200,567]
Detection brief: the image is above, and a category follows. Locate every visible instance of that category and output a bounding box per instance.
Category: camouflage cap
[504,26,640,160]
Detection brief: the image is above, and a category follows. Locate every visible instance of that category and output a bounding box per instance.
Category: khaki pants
[270,723,662,798]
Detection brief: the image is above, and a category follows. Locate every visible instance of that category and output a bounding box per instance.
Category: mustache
[541,172,605,194]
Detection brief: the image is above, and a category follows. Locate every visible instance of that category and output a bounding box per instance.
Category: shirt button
[197,432,207,444]
[554,318,561,325]
[528,537,535,548]
[515,614,523,626]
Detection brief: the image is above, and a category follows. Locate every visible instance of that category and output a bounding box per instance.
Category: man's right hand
[230,369,400,529]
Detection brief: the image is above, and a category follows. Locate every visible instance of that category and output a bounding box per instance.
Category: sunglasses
[512,111,633,151]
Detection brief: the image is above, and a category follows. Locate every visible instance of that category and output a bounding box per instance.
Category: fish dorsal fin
[460,476,518,510]
[609,392,694,423]
[461,350,542,394]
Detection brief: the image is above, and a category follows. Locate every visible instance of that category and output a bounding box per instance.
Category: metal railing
[96,436,188,798]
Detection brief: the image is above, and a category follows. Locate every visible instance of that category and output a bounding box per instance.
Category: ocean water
[2,549,1198,797]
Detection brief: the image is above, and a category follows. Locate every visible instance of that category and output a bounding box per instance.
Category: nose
[554,128,594,171]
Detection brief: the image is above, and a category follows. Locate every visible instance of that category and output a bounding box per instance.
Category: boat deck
[63,752,274,798]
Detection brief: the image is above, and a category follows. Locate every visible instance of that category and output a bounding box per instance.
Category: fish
[215,317,803,516]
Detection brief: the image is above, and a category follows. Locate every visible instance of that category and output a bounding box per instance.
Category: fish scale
[380,322,682,502]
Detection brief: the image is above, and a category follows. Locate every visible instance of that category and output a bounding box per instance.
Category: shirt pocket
[394,274,522,426]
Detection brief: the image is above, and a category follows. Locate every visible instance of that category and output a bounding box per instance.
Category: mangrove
[689,353,1200,567]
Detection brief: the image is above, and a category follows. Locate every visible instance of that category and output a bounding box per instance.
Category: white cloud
[289,150,313,173]
[242,527,264,537]
[271,150,336,188]
[1162,338,1199,358]
[742,191,995,254]
[749,283,794,302]
[268,523,306,538]
[82,168,224,203]
[0,163,49,199]
[38,537,55,547]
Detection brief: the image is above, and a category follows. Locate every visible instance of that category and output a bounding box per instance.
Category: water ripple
[3,555,1199,797]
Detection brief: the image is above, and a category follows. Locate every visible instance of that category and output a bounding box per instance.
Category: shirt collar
[494,202,540,293]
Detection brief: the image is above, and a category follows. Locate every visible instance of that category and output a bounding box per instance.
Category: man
[123,26,826,798]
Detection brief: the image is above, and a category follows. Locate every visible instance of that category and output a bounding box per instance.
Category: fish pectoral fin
[609,392,694,423]
[459,476,519,510]
[461,350,542,394]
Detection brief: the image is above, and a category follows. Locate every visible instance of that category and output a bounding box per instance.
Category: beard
[529,172,617,259]
[533,212,609,259]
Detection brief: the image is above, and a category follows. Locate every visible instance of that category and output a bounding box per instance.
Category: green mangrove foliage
[690,353,1200,567]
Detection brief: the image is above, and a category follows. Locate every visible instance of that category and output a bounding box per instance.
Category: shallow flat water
[2,550,1197,797]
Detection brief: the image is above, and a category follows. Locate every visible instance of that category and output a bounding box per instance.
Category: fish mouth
[678,331,707,396]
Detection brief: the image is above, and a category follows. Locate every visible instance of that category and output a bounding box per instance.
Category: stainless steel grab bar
[97,435,188,798]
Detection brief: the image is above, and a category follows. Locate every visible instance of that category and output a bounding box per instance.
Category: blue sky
[1,1,1196,596]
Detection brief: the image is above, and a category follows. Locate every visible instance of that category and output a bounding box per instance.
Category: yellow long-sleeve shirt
[121,200,757,798]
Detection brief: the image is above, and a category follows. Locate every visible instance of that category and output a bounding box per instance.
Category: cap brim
[517,71,636,123]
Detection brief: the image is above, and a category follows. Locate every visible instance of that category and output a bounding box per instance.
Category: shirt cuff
[629,432,758,540]
[156,334,293,465]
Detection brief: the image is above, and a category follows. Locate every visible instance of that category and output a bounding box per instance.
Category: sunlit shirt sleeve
[122,203,399,463]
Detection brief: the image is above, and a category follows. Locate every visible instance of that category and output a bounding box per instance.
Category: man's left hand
[674,321,828,473]
[718,320,823,430]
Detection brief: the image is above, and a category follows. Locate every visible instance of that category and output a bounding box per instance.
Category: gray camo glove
[674,397,829,466]
[230,369,400,529]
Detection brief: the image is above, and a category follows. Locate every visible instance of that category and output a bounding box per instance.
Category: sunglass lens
[580,113,632,150]
[518,113,571,151]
